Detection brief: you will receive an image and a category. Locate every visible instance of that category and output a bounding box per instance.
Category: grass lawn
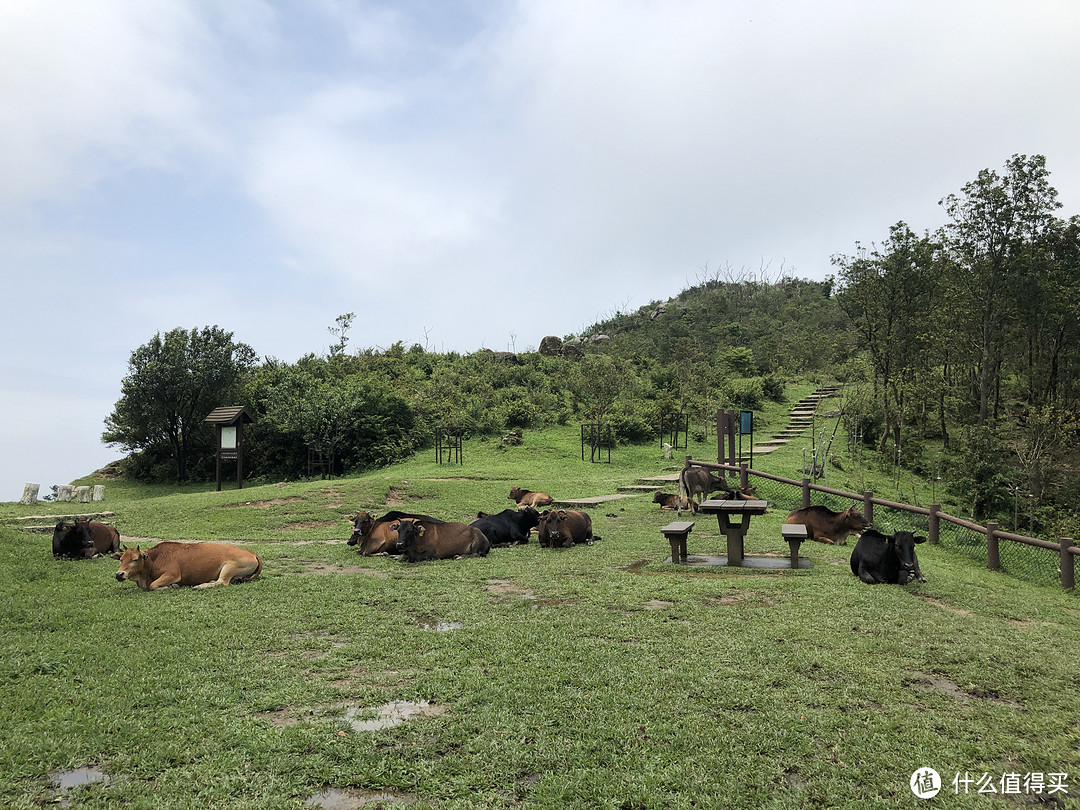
[1,415,1078,809]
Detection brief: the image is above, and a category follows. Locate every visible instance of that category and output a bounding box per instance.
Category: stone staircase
[753,384,842,455]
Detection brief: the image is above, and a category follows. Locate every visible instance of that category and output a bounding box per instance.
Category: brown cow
[784,505,870,546]
[508,486,554,509]
[52,519,121,559]
[115,542,262,590]
[394,519,490,562]
[652,492,698,514]
[347,510,440,555]
[679,466,733,506]
[536,509,597,548]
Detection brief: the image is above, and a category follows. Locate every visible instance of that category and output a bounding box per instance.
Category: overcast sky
[3,0,1079,500]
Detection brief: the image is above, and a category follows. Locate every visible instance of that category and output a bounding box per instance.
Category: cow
[52,519,120,559]
[115,542,262,590]
[679,466,735,506]
[508,486,554,509]
[394,519,490,562]
[536,509,597,548]
[850,529,927,584]
[784,504,871,546]
[652,492,698,514]
[470,507,540,546]
[347,510,440,555]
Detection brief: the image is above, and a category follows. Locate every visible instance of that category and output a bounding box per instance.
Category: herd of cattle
[50,477,926,589]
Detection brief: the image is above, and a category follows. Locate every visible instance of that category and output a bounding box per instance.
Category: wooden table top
[697,499,769,515]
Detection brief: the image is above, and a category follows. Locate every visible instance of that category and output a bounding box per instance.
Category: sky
[2,0,1079,501]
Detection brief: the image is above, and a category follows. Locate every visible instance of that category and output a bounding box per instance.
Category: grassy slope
[1,400,1078,809]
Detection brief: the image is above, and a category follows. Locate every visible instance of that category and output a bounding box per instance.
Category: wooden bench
[661,521,695,564]
[781,523,809,568]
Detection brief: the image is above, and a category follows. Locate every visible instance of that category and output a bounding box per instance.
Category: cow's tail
[678,467,688,499]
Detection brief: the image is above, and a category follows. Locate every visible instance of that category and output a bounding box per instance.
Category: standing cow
[850,529,927,584]
[784,505,870,546]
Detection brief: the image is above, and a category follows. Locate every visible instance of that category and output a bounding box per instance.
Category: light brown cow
[115,542,262,590]
[508,486,554,509]
[652,492,698,514]
[784,505,870,546]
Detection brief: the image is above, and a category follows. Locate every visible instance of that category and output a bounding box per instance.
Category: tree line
[102,154,1080,538]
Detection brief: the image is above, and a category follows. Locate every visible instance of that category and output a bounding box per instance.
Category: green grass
[2,418,1079,809]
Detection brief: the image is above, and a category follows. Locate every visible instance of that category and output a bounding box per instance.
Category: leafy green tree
[939,154,1063,424]
[103,326,256,481]
[834,222,939,451]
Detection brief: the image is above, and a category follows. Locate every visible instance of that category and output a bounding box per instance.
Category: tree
[103,326,256,481]
[833,222,939,451]
[939,154,1063,424]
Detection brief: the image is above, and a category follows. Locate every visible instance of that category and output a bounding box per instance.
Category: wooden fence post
[801,478,811,509]
[739,464,749,490]
[928,505,940,545]
[986,522,999,571]
[863,492,874,525]
[1060,538,1075,589]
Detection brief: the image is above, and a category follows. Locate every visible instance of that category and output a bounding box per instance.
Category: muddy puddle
[343,700,446,732]
[484,578,566,609]
[307,787,417,808]
[417,618,462,632]
[51,767,109,806]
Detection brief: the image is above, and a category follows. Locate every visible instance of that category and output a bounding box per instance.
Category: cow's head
[844,506,872,532]
[347,511,375,546]
[891,531,926,584]
[115,546,149,586]
[518,506,541,532]
[539,510,567,545]
[394,520,430,559]
[508,487,524,503]
[652,492,668,505]
[53,520,94,558]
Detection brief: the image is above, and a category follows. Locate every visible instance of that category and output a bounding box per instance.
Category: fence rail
[687,456,1078,590]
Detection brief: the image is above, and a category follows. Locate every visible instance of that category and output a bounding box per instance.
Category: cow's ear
[417,525,426,537]
[389,522,399,530]
[914,535,927,544]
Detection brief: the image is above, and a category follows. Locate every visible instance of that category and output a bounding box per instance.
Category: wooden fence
[687,457,1079,590]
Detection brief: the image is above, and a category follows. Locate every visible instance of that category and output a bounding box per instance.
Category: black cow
[850,529,927,584]
[52,519,121,559]
[469,507,540,546]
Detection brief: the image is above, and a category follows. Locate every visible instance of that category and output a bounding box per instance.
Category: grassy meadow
[2,405,1079,809]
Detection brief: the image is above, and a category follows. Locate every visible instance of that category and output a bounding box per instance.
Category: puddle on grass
[52,767,110,806]
[52,767,110,789]
[307,787,417,808]
[343,700,446,732]
[417,618,463,632]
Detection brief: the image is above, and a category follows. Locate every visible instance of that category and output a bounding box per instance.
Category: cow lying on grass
[653,492,698,514]
[348,510,440,555]
[52,519,120,559]
[850,529,927,584]
[115,542,262,590]
[537,509,598,548]
[784,505,870,546]
[508,486,554,509]
[470,507,540,546]
[394,519,490,562]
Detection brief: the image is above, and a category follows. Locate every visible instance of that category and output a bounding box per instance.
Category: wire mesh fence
[733,464,1075,592]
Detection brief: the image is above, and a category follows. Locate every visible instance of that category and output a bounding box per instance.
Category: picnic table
[697,498,770,566]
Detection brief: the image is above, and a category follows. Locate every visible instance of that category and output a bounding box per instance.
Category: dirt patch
[915,595,972,616]
[385,487,408,507]
[904,671,971,703]
[295,562,389,578]
[221,497,304,509]
[322,487,345,509]
[486,578,530,597]
[642,599,675,610]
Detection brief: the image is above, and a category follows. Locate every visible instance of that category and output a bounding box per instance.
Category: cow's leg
[814,532,835,545]
[149,573,181,589]
[856,563,884,584]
